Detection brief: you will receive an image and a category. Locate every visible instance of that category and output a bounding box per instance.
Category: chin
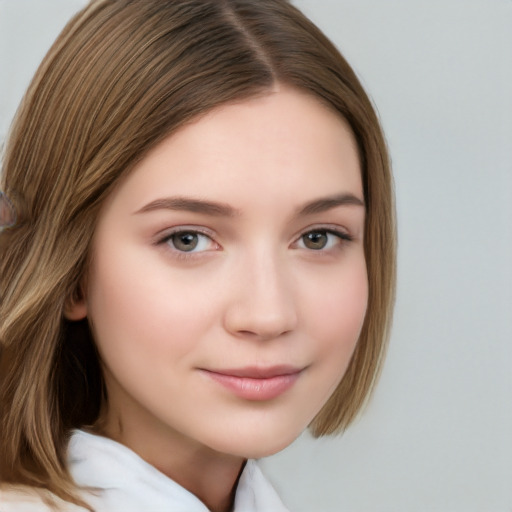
[209,423,305,460]
[243,440,297,459]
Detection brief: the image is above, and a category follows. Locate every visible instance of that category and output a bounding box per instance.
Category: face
[72,86,368,460]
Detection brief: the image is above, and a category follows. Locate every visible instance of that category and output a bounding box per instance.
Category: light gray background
[1,1,511,511]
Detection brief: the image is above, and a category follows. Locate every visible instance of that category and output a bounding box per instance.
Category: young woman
[0,1,396,510]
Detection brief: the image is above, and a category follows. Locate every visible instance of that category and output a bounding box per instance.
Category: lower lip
[202,371,301,401]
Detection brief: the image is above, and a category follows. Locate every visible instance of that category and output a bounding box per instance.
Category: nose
[223,250,298,341]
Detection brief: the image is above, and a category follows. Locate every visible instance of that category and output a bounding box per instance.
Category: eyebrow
[134,193,365,217]
[135,197,240,217]
[297,193,365,215]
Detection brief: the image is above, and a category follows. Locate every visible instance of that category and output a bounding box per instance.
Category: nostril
[231,320,296,342]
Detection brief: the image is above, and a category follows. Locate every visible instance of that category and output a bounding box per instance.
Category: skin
[67,85,368,512]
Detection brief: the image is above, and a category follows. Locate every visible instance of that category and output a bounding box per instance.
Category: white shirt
[0,430,290,512]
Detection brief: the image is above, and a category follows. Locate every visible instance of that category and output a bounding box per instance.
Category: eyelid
[154,225,221,256]
[294,224,353,241]
[155,225,217,241]
[292,224,354,251]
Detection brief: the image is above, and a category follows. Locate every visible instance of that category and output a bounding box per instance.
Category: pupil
[173,233,198,251]
[305,232,327,250]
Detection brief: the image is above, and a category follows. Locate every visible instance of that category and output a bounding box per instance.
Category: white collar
[68,430,290,512]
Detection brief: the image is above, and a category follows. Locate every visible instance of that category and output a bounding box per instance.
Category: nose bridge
[224,243,298,340]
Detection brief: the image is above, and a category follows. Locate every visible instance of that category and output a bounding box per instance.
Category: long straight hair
[0,0,395,507]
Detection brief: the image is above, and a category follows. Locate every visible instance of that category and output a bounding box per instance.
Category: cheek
[304,258,368,371]
[85,250,212,366]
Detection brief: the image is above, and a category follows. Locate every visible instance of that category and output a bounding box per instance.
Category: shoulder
[0,486,86,512]
[0,486,51,512]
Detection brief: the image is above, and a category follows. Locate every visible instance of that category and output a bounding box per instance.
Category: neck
[158,452,246,512]
[96,407,246,512]
[151,442,245,512]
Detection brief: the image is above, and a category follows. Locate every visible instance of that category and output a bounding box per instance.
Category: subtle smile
[200,366,304,401]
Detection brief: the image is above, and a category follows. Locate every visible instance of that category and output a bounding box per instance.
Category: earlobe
[64,287,88,321]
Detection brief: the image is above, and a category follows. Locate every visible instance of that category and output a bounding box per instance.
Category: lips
[201,365,303,401]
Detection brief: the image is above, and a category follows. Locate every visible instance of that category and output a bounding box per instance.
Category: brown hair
[0,0,395,507]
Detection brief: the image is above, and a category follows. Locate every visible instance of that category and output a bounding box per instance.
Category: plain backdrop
[1,1,511,511]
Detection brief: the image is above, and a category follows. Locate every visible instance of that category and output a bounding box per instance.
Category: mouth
[200,365,304,401]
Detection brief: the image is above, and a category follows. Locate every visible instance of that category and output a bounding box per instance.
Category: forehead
[103,86,362,217]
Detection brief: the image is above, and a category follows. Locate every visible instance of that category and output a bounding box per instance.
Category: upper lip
[204,365,304,379]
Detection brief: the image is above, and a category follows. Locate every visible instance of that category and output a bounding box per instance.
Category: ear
[64,285,88,321]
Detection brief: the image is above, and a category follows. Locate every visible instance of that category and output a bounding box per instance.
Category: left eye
[164,231,215,253]
[297,230,348,251]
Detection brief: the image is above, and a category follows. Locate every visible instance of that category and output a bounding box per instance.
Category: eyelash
[156,227,218,259]
[156,226,353,259]
[294,228,353,251]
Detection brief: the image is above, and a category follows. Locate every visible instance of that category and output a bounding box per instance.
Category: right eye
[161,230,218,253]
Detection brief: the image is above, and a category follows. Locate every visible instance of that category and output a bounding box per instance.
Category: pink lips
[201,365,302,401]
